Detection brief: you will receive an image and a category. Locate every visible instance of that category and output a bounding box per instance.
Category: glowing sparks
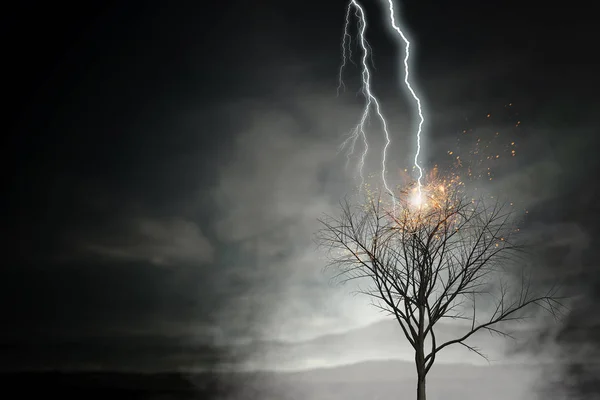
[361,119,527,233]
[406,172,463,212]
[362,164,465,219]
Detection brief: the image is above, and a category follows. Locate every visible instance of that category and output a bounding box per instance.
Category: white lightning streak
[338,0,395,202]
[336,5,355,97]
[384,0,425,199]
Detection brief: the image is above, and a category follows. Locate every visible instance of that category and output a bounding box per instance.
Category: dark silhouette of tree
[317,183,564,400]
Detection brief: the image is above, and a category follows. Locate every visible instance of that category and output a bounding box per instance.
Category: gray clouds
[210,86,390,342]
[83,217,214,266]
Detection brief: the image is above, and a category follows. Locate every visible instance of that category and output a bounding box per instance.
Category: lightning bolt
[337,0,426,204]
[383,0,425,200]
[336,5,354,98]
[338,0,394,203]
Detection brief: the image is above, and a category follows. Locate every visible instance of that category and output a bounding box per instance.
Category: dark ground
[0,372,224,399]
[0,361,541,400]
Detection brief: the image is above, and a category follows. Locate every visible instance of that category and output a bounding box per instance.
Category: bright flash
[401,174,460,214]
[410,189,426,209]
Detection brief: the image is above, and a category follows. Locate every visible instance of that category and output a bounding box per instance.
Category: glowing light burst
[337,0,426,209]
[360,168,468,240]
[400,167,463,213]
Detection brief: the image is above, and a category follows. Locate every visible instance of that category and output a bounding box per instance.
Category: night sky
[3,0,599,397]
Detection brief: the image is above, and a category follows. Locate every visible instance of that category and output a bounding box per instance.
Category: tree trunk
[415,337,426,400]
[416,374,426,400]
[416,303,427,400]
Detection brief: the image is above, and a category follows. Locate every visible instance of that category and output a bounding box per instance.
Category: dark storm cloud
[3,0,356,373]
[3,0,274,372]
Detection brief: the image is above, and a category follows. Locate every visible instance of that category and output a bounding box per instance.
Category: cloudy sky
[4,0,599,397]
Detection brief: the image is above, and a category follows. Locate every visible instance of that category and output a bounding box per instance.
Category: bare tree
[317,184,564,400]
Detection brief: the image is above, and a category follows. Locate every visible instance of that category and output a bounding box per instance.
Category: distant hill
[243,318,530,370]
